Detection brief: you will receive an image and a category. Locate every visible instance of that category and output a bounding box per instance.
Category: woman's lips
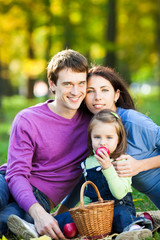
[93,104,105,109]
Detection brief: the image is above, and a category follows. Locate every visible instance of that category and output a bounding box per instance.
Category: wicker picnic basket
[69,181,114,239]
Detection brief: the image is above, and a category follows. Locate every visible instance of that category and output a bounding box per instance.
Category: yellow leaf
[30,235,51,240]
[2,236,8,240]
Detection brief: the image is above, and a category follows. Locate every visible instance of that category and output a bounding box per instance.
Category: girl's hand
[95,148,112,170]
[112,154,143,177]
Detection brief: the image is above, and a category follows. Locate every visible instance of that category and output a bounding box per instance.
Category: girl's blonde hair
[87,109,127,159]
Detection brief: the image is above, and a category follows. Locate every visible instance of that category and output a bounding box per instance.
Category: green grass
[0,92,160,239]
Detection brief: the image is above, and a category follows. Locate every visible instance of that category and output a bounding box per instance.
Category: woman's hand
[112,154,143,177]
[95,149,112,170]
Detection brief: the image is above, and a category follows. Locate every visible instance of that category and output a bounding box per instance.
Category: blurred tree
[0,0,159,97]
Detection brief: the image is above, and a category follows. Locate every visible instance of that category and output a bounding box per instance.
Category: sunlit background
[0,0,159,100]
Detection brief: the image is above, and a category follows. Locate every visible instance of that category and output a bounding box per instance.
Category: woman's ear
[115,89,120,102]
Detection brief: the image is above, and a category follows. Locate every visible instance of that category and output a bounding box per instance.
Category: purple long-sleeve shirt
[3,100,91,213]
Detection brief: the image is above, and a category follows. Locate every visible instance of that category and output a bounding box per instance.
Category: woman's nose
[95,91,102,100]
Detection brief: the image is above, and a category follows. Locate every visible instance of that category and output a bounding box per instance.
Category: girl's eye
[107,136,112,139]
[94,136,100,139]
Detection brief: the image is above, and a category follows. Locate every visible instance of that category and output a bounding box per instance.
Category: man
[0,49,91,239]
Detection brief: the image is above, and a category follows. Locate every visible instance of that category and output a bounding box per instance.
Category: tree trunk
[63,0,72,49]
[26,24,35,99]
[104,0,117,68]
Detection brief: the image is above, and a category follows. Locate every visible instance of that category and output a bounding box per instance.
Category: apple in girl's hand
[140,212,154,225]
[63,223,78,238]
[95,147,110,157]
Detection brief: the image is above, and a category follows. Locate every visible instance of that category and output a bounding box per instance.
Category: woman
[85,65,160,209]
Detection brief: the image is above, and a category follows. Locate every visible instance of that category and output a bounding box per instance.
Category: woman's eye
[87,90,94,93]
[102,89,109,92]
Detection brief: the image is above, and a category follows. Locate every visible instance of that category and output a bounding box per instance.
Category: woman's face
[85,75,120,114]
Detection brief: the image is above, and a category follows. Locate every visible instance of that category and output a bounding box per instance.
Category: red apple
[140,212,154,225]
[63,223,78,238]
[95,147,110,157]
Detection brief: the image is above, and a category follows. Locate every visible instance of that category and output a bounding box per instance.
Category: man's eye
[94,136,100,139]
[64,83,71,86]
[79,82,86,86]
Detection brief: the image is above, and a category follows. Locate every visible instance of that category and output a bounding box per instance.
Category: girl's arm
[95,150,132,199]
[102,164,132,199]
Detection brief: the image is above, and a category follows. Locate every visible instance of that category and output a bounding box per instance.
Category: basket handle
[80,180,103,208]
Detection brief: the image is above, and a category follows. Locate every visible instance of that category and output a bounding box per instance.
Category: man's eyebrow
[62,81,71,83]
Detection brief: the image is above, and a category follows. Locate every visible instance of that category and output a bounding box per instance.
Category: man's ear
[115,89,120,102]
[48,79,56,92]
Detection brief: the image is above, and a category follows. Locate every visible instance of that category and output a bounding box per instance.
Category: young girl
[80,109,152,239]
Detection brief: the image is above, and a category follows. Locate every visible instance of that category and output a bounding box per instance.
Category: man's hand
[29,203,65,239]
[112,154,143,177]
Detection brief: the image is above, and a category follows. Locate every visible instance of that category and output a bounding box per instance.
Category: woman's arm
[115,109,160,177]
[113,154,160,177]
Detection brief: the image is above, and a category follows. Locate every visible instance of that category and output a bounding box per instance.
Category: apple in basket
[140,212,154,225]
[63,223,78,238]
[95,147,110,157]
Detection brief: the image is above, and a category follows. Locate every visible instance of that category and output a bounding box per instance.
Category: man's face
[49,68,87,116]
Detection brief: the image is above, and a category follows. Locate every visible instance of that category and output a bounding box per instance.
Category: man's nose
[71,85,78,95]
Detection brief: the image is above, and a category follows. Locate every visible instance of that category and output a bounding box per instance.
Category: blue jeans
[0,172,51,236]
[54,212,74,232]
[132,168,160,209]
[0,171,9,211]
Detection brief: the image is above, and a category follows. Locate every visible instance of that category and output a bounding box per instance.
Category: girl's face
[91,121,119,154]
[85,75,120,114]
